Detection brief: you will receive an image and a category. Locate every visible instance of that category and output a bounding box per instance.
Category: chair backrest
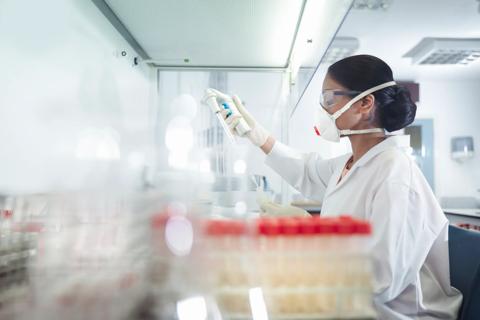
[449,225,480,320]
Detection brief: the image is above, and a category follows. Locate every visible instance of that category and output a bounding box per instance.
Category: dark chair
[449,225,480,320]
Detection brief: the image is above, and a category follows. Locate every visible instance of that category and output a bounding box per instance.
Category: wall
[289,65,480,202]
[417,81,480,199]
[0,0,156,194]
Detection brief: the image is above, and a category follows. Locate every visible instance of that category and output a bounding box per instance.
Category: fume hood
[88,0,354,206]
[92,0,353,83]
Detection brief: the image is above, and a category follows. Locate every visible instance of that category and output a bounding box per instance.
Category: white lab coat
[265,136,462,319]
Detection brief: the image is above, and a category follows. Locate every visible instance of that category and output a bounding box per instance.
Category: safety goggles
[319,89,361,110]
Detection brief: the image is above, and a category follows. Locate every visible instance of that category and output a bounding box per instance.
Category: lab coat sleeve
[368,180,432,304]
[264,141,338,201]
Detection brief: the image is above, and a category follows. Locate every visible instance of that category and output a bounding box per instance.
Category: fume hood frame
[91,0,309,72]
[92,0,353,81]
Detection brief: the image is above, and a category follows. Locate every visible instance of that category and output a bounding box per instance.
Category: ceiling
[335,0,480,81]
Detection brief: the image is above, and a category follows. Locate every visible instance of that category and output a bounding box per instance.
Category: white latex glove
[210,89,270,147]
[260,202,311,217]
[256,189,310,217]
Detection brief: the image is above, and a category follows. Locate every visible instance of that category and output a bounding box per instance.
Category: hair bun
[380,86,417,132]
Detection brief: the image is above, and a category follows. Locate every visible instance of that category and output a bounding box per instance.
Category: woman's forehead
[322,74,345,91]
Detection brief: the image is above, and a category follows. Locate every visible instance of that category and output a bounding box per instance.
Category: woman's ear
[359,94,375,115]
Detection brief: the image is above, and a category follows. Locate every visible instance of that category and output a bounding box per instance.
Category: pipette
[202,89,251,144]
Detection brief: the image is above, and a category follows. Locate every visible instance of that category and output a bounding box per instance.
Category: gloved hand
[209,89,270,147]
[259,202,311,217]
[256,188,310,217]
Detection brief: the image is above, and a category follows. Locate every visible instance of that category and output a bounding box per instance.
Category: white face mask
[314,81,397,142]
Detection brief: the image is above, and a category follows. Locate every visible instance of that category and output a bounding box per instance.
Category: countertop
[443,208,480,218]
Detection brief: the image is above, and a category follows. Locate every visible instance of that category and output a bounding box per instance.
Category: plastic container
[198,215,375,319]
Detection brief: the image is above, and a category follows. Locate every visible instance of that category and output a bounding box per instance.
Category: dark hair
[327,54,416,132]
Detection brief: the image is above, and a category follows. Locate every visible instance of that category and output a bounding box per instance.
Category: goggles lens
[319,90,361,110]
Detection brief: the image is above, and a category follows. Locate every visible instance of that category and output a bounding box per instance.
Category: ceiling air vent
[352,0,393,11]
[321,37,359,64]
[404,38,480,65]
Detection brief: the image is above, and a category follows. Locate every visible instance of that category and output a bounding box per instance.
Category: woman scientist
[214,55,462,319]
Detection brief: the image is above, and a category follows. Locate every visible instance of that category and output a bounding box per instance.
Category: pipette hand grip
[203,89,252,137]
[233,116,251,137]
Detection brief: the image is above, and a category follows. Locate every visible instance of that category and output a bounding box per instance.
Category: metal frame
[288,0,354,118]
[285,0,308,69]
[91,0,150,60]
[150,65,288,72]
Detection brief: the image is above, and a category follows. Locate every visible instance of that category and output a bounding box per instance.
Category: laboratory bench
[444,208,480,227]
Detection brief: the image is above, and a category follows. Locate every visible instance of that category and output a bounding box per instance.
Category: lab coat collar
[354,135,411,168]
[327,135,411,195]
[322,135,410,198]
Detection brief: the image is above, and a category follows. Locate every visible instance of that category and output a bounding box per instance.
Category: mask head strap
[339,128,385,136]
[332,81,397,119]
